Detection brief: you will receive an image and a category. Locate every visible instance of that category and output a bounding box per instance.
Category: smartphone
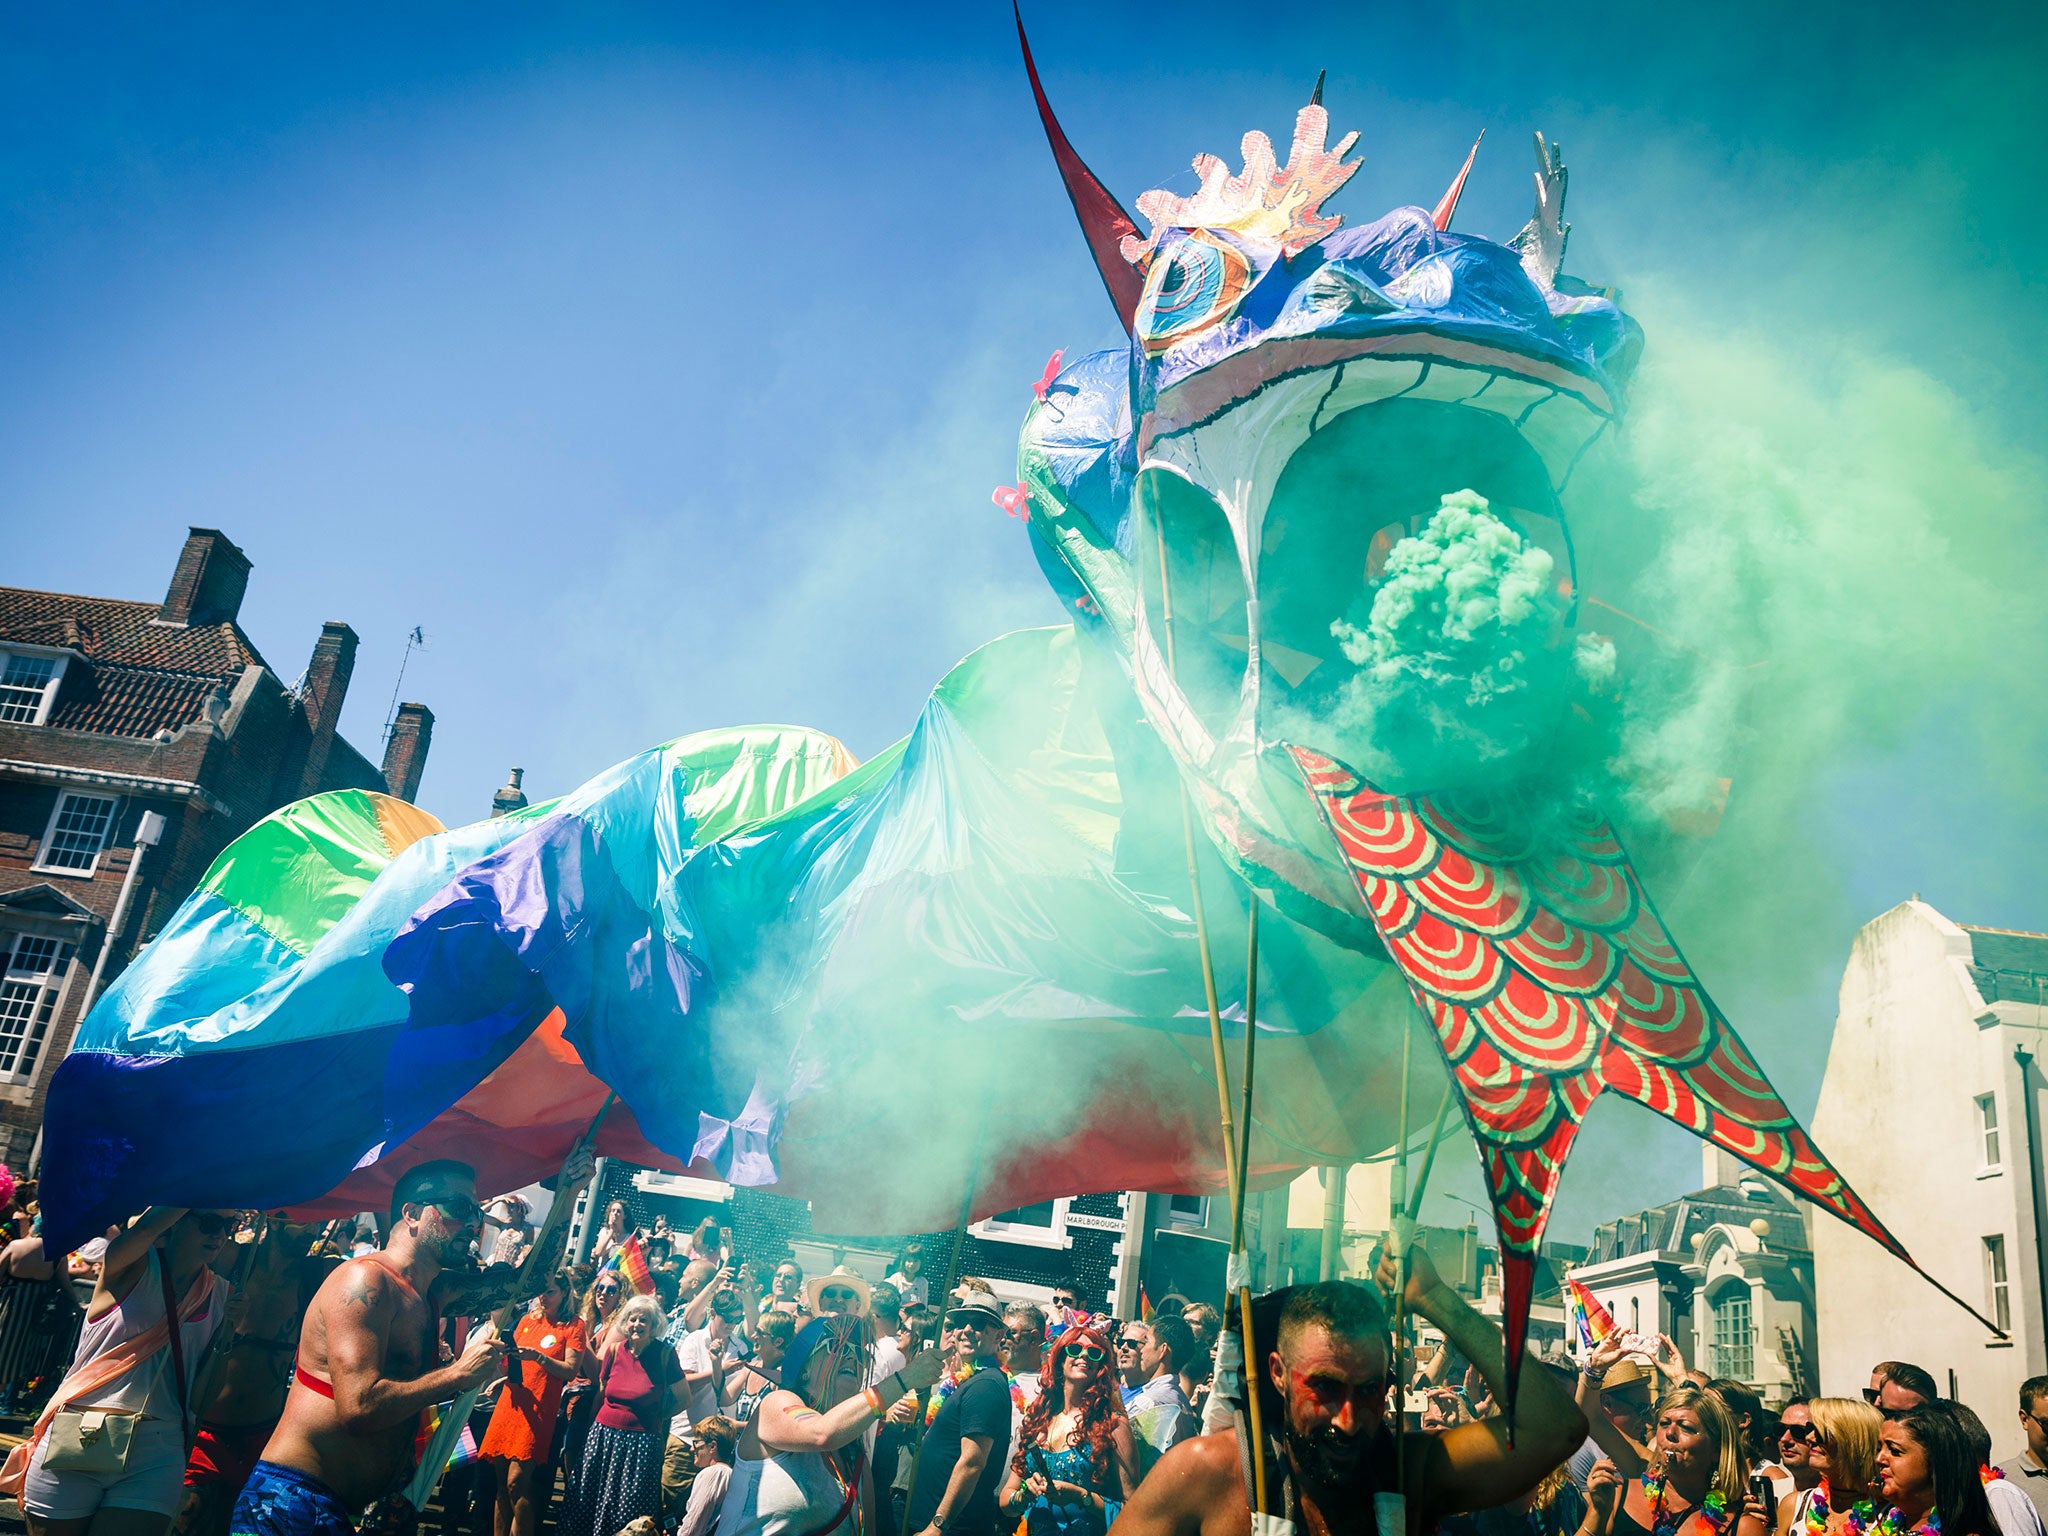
[920,1339,936,1352]
[1750,1474,1776,1513]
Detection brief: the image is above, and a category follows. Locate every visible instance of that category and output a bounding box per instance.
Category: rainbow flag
[1566,1277,1617,1351]
[608,1234,657,1296]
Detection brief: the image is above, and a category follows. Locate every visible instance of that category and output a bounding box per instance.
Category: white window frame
[0,646,70,727]
[1977,1094,2003,1172]
[33,791,122,877]
[970,1197,1073,1250]
[1165,1194,1210,1227]
[0,930,77,1084]
[1985,1235,2012,1332]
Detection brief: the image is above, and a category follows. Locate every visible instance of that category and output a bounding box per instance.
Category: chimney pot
[159,528,252,627]
[382,702,435,802]
[491,766,529,819]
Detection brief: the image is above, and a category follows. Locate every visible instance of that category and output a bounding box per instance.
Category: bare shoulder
[322,1257,399,1320]
[1113,1427,1246,1536]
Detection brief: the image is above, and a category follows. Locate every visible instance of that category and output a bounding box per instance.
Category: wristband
[863,1386,885,1416]
[1581,1364,1607,1385]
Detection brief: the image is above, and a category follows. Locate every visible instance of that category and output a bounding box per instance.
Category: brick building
[0,527,434,1172]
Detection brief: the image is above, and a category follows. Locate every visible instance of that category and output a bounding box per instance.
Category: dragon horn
[1015,3,1145,333]
[1431,129,1484,231]
[1311,69,1326,107]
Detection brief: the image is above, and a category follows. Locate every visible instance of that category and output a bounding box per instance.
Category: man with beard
[229,1161,508,1536]
[1108,1245,1585,1536]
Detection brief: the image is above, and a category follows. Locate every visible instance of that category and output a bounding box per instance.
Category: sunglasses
[594,1282,623,1296]
[1066,1344,1108,1364]
[187,1212,232,1236]
[945,1312,993,1330]
[429,1196,485,1225]
[820,1287,863,1307]
[1051,1295,1077,1308]
[1116,1336,1144,1348]
[1780,1423,1817,1444]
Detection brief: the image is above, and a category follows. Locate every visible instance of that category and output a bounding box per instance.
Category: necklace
[1808,1480,1880,1536]
[1644,1472,1731,1536]
[1870,1508,1939,1536]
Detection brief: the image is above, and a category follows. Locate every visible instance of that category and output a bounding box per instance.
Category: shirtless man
[1109,1244,1585,1536]
[227,1161,507,1536]
[175,1223,320,1536]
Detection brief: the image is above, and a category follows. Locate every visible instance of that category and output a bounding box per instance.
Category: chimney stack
[158,528,252,627]
[382,703,435,803]
[491,767,528,819]
[297,622,359,795]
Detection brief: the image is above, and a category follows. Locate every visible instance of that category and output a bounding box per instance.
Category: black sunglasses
[1780,1423,1817,1444]
[187,1212,232,1236]
[1051,1294,1077,1307]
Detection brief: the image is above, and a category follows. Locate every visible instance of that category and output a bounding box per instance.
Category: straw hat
[804,1264,873,1317]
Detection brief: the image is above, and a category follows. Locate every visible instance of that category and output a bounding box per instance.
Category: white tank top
[712,1446,852,1536]
[68,1248,228,1419]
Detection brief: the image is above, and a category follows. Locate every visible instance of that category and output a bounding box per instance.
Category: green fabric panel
[197,790,419,957]
[663,726,859,847]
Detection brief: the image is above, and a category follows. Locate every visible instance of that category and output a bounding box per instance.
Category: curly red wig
[1011,1325,1125,1487]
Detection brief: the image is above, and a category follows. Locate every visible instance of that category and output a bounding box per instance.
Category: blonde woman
[1596,1386,1767,1536]
[1800,1398,1884,1534]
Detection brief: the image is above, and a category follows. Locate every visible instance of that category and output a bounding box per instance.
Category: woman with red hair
[998,1326,1138,1536]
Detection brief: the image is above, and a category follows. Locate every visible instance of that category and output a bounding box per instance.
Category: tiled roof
[45,663,220,738]
[1965,926,2048,976]
[1965,926,2048,1007]
[0,587,265,676]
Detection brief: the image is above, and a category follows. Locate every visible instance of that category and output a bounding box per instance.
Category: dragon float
[41,15,1973,1373]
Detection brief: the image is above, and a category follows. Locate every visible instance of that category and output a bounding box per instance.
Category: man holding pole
[1107,1243,1585,1536]
[230,1152,594,1536]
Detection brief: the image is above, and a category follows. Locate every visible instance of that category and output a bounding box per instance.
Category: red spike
[1015,4,1144,332]
[1431,130,1485,231]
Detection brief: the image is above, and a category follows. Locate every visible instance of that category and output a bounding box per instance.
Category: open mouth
[1134,393,1576,745]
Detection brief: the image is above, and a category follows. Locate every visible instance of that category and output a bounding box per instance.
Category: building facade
[1568,1145,1815,1405]
[1811,900,2048,1452]
[565,1158,1294,1318]
[0,528,433,1171]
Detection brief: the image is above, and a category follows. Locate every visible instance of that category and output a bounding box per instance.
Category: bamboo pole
[1153,504,1270,1511]
[1391,1026,1412,1495]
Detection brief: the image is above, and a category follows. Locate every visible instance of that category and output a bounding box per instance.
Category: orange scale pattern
[1285,742,1915,1306]
[1408,844,1533,934]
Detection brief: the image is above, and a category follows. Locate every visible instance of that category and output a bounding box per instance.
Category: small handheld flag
[1566,1277,1617,1352]
[608,1234,657,1297]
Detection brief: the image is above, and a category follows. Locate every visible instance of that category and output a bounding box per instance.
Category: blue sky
[6,1,2044,1237]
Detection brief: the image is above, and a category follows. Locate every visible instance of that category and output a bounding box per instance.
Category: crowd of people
[5,1164,2048,1536]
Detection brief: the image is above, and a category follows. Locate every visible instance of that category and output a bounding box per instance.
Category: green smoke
[1324,490,1602,793]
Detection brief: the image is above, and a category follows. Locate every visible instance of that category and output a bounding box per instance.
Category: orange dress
[480,1311,588,1462]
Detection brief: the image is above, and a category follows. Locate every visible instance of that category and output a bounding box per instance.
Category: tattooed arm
[322,1258,499,1431]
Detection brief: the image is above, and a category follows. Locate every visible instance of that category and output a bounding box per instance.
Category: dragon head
[1012,13,1643,935]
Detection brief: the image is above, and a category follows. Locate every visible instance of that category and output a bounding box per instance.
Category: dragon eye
[1135,231,1252,357]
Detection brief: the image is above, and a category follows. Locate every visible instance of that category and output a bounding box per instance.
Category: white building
[1567,1146,1815,1405]
[1811,900,2048,1453]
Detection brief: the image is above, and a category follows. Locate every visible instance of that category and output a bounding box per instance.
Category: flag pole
[1153,505,1265,1512]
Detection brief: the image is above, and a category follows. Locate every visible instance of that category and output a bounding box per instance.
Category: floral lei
[922,1359,1022,1426]
[1642,1472,1731,1536]
[1808,1479,1879,1536]
[1868,1510,1940,1536]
